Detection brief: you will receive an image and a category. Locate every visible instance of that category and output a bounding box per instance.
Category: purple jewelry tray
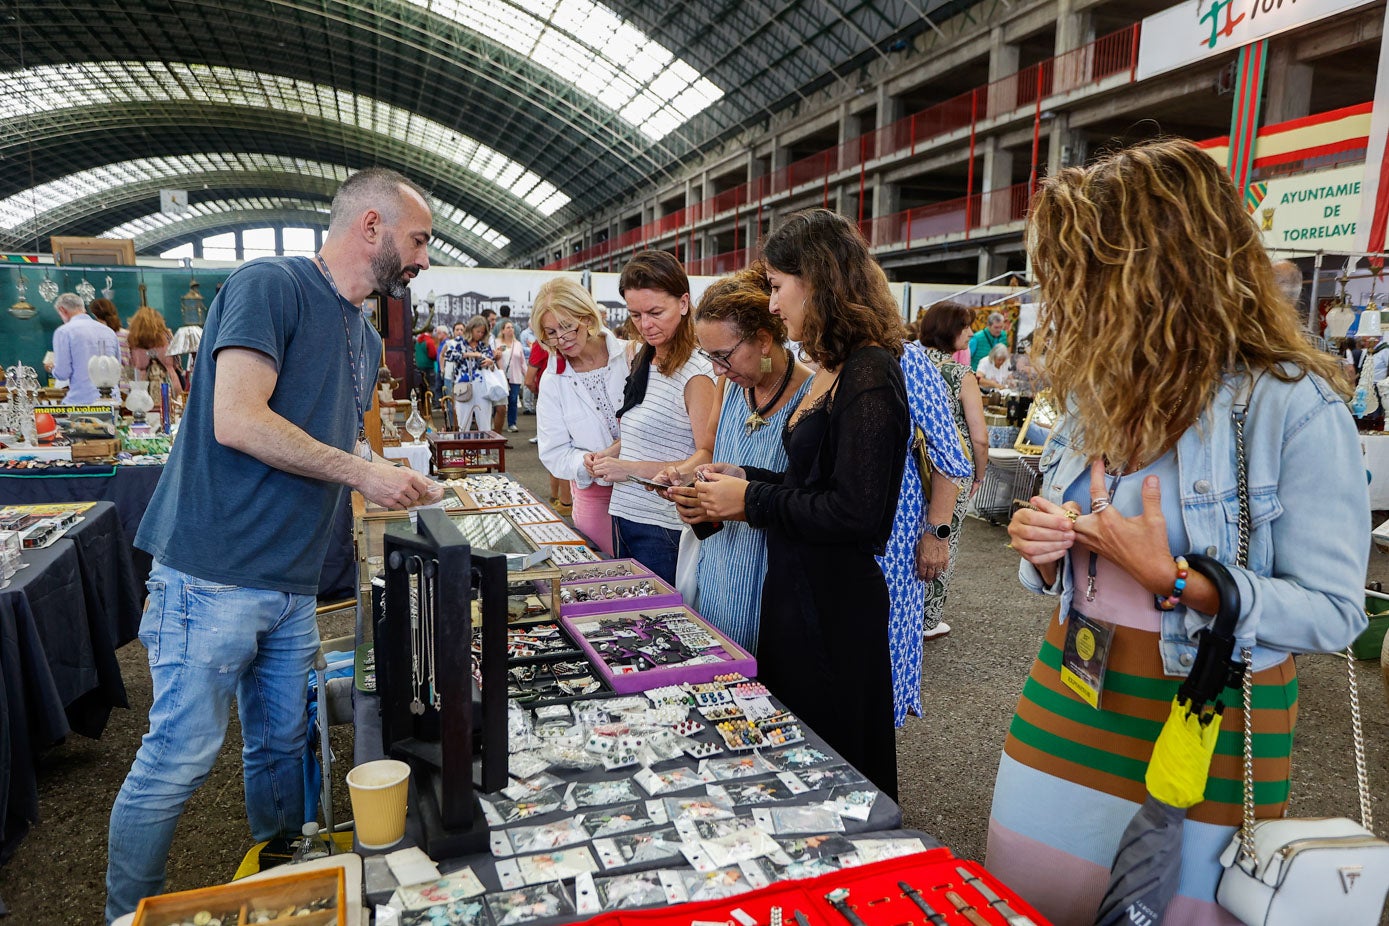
[556,558,656,585]
[560,605,757,694]
[559,575,684,618]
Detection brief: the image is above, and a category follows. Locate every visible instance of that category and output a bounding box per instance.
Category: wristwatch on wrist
[925,522,951,540]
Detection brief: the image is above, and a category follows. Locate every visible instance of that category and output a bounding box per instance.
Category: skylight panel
[401,0,721,140]
[0,62,571,215]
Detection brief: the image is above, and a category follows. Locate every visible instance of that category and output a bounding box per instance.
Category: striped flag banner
[1226,40,1268,198]
[1,255,39,263]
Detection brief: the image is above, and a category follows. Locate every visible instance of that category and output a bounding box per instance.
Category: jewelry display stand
[376,509,508,858]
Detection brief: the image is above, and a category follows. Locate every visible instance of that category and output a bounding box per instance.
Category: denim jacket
[1020,369,1369,676]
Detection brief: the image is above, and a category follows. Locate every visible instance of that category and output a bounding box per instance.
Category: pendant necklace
[744,347,795,435]
[407,556,426,715]
[423,559,440,710]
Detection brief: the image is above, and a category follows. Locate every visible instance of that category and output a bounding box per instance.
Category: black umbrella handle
[1176,554,1244,708]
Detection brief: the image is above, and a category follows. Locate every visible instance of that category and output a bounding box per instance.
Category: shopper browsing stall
[916,302,991,639]
[494,320,528,433]
[534,278,632,555]
[449,315,498,431]
[107,168,439,923]
[968,312,1008,371]
[992,139,1368,924]
[878,338,971,726]
[690,209,910,799]
[588,250,717,583]
[659,265,812,652]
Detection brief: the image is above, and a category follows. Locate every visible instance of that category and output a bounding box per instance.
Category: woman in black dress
[693,209,909,799]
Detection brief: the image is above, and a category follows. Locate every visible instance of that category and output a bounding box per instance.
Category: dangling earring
[759,354,773,374]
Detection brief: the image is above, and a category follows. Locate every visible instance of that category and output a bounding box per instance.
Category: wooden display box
[71,437,122,461]
[561,574,683,618]
[133,866,344,926]
[351,495,562,621]
[427,430,507,474]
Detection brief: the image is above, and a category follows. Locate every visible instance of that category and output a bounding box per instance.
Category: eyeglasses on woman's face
[697,333,749,371]
[542,320,580,346]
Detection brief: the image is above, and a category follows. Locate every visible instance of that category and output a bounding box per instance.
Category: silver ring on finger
[1091,498,1111,513]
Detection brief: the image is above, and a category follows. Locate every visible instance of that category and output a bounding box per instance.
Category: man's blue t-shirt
[136,256,382,595]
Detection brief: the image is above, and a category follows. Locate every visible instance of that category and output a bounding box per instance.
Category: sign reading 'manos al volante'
[1136,0,1379,82]
[1248,164,1365,251]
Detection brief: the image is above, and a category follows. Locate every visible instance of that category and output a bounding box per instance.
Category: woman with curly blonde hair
[991,138,1368,924]
[691,209,911,798]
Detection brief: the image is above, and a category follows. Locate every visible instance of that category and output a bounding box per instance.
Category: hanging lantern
[180,277,207,327]
[9,272,36,319]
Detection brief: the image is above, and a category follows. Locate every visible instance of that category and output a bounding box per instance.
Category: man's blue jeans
[105,561,319,922]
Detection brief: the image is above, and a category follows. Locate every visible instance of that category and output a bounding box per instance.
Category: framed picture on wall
[363,295,383,335]
[50,236,136,267]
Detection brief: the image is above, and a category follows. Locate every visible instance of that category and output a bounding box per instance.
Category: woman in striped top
[588,251,717,583]
[659,265,812,652]
[995,139,1368,924]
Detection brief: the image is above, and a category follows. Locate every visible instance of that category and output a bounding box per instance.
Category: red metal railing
[543,24,1140,271]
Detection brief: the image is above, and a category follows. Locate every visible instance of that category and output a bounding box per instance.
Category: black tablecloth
[354,670,907,907]
[0,464,356,601]
[0,502,142,863]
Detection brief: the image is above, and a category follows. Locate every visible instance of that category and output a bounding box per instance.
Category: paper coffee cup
[347,759,411,849]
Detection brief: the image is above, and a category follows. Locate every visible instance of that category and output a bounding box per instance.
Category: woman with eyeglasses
[690,210,910,799]
[657,264,812,652]
[533,278,632,554]
[588,250,718,583]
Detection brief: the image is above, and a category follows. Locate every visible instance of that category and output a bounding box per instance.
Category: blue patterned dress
[877,342,972,726]
[696,375,812,653]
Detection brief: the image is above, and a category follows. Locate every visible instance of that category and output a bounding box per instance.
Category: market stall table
[0,501,142,863]
[0,462,359,600]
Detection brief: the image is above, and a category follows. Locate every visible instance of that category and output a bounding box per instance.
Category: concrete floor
[1,404,1386,923]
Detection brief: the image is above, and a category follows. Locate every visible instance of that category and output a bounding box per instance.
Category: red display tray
[560,605,757,694]
[568,848,1049,926]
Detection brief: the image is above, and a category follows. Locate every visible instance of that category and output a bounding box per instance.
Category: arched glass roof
[0,154,510,249]
[100,197,482,267]
[409,0,723,141]
[0,63,570,216]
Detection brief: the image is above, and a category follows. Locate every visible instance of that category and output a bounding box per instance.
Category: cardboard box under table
[561,605,756,694]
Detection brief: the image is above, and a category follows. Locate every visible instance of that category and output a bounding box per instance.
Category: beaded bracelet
[1155,555,1190,611]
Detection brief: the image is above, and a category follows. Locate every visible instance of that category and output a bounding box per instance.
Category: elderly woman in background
[128,305,184,410]
[916,301,991,639]
[975,342,1013,390]
[691,209,909,799]
[588,250,717,583]
[90,298,131,369]
[534,279,631,554]
[969,310,1008,370]
[658,265,812,652]
[992,138,1368,924]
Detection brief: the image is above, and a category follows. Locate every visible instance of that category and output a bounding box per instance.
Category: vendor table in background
[382,441,431,475]
[0,463,162,583]
[1362,432,1389,510]
[0,463,358,600]
[0,501,142,863]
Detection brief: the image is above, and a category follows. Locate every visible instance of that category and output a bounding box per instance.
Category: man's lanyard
[315,254,368,447]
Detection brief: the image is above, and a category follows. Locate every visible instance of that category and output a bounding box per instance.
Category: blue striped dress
[695,376,812,653]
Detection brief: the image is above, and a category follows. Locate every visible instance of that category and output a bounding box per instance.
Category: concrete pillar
[873,177,900,222]
[981,137,1015,227]
[1046,112,1075,176]
[1264,40,1313,124]
[987,27,1021,119]
[978,248,1007,282]
[1054,0,1092,55]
